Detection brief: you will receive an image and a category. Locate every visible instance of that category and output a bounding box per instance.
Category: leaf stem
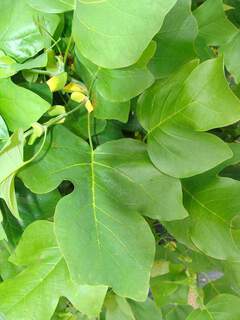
[64,34,73,66]
[30,69,52,75]
[87,112,94,150]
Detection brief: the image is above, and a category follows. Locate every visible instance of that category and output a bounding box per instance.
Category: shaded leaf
[150,0,198,78]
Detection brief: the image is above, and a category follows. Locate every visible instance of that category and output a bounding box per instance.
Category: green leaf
[221,32,240,83]
[73,0,177,69]
[0,52,47,79]
[105,294,135,320]
[0,221,107,320]
[0,131,25,218]
[164,305,193,320]
[137,57,240,178]
[194,0,237,47]
[150,0,198,78]
[94,91,131,123]
[0,117,8,150]
[65,105,107,139]
[0,117,8,141]
[194,0,240,82]
[27,0,75,13]
[0,79,50,131]
[0,241,20,280]
[129,299,163,320]
[75,43,156,122]
[187,294,240,320]
[105,293,162,320]
[151,272,189,307]
[0,215,6,241]
[20,126,187,300]
[165,144,240,260]
[0,0,59,62]
[78,42,156,102]
[0,201,23,246]
[16,180,61,227]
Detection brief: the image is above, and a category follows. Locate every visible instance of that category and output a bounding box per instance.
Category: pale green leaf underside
[0,131,24,218]
[73,0,177,68]
[20,126,187,300]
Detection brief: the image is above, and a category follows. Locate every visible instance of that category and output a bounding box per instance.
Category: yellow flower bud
[71,92,86,103]
[47,72,67,92]
[85,99,94,113]
[64,82,87,94]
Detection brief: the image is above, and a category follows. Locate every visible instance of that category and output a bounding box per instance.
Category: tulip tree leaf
[105,293,162,320]
[187,294,240,320]
[0,52,48,79]
[165,144,240,261]
[0,78,50,131]
[27,0,75,13]
[20,125,187,300]
[16,181,61,227]
[194,0,240,82]
[0,0,59,62]
[73,0,177,69]
[150,0,198,78]
[75,42,156,122]
[75,52,131,122]
[194,0,237,47]
[137,57,240,178]
[0,221,107,320]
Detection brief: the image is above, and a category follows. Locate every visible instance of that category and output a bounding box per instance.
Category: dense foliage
[1,0,240,319]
